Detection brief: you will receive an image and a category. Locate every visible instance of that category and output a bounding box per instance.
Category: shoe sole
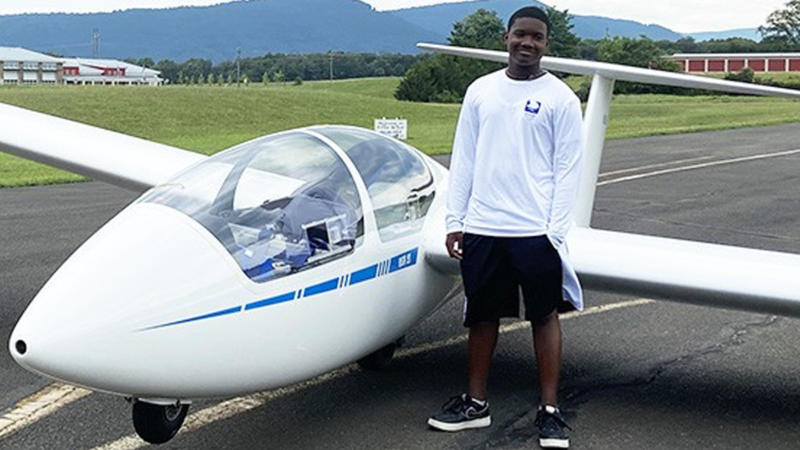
[539,437,569,448]
[427,416,491,432]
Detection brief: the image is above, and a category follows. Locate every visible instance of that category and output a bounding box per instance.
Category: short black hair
[507,6,551,36]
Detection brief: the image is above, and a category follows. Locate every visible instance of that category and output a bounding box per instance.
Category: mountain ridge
[0,0,761,62]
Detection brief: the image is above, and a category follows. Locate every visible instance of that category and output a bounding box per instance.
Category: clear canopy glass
[139,131,363,283]
[313,126,435,242]
[139,126,435,283]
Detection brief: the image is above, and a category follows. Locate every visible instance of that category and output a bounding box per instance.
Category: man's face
[504,17,549,68]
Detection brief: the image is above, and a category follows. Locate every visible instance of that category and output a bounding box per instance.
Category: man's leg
[532,310,561,406]
[533,310,571,448]
[467,321,499,401]
[427,320,496,431]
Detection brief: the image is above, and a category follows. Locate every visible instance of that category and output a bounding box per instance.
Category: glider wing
[0,102,206,192]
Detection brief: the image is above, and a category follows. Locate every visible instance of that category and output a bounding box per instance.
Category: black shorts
[460,233,562,327]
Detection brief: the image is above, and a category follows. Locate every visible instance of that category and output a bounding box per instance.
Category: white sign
[374,117,407,140]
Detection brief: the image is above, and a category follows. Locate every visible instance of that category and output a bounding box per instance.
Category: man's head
[505,7,550,71]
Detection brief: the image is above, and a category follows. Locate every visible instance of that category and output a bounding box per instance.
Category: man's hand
[445,231,464,260]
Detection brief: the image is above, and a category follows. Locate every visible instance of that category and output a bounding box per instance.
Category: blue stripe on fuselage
[349,264,377,285]
[303,277,339,297]
[141,305,242,330]
[141,248,418,331]
[245,292,295,310]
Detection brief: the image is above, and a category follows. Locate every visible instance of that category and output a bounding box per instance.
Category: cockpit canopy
[139,126,434,283]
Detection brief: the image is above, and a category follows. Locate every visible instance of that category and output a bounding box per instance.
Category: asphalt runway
[2,123,800,449]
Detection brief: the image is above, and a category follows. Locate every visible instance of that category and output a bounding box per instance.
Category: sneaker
[535,405,571,448]
[427,394,491,432]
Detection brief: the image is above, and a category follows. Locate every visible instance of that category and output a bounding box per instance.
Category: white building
[0,47,162,86]
[0,47,63,85]
[62,58,163,85]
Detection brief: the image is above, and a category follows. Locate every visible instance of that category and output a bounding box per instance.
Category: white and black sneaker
[535,405,571,448]
[427,394,491,432]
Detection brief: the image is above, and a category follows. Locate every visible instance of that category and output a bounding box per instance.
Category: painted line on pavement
[598,148,800,186]
[598,155,713,179]
[93,298,654,450]
[0,383,91,440]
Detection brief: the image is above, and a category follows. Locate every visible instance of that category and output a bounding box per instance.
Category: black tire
[132,401,189,444]
[357,342,397,370]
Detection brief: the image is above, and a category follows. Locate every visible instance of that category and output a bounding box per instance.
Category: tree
[674,37,699,53]
[180,58,212,82]
[273,70,285,84]
[396,9,505,102]
[545,7,580,58]
[759,0,800,44]
[262,72,270,85]
[578,39,599,60]
[132,57,155,68]
[448,8,506,49]
[699,38,759,53]
[596,36,666,68]
[596,36,684,94]
[154,59,179,83]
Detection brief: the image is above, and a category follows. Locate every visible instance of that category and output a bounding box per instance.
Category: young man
[427,7,584,449]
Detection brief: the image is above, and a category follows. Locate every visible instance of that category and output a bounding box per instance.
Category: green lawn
[1,79,799,187]
[700,71,800,83]
[301,77,402,99]
[608,94,800,138]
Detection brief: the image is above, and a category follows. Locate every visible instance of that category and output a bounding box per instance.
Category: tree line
[125,53,424,85]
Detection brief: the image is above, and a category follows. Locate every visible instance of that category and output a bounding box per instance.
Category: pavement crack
[641,315,779,385]
[562,315,780,411]
[463,315,780,448]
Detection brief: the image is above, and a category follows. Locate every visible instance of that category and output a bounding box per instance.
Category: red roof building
[671,53,800,73]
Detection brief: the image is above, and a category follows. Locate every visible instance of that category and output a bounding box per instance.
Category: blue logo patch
[525,100,542,115]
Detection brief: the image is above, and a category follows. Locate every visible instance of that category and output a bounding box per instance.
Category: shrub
[725,67,755,83]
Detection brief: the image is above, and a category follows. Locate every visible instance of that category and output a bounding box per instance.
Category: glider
[1,43,799,444]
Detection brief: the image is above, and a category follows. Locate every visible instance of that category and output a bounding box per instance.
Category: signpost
[374,117,407,140]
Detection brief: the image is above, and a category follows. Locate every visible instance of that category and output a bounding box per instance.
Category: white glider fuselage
[9,127,460,400]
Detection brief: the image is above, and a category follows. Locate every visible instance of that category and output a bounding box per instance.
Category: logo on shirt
[524,100,542,115]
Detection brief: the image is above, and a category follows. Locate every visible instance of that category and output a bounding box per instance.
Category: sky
[0,0,789,33]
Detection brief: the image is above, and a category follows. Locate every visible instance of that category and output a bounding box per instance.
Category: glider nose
[8,202,242,393]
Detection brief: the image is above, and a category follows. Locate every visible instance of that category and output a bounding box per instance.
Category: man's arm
[445,87,479,258]
[547,95,584,248]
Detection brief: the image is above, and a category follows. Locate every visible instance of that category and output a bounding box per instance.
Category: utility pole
[92,28,100,58]
[236,47,242,87]
[328,51,334,81]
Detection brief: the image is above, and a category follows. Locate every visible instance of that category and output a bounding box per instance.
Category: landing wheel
[357,337,403,370]
[132,400,189,444]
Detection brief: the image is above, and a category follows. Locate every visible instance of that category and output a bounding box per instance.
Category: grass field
[701,71,800,83]
[1,77,799,187]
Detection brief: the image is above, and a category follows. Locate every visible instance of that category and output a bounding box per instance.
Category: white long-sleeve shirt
[446,69,585,308]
